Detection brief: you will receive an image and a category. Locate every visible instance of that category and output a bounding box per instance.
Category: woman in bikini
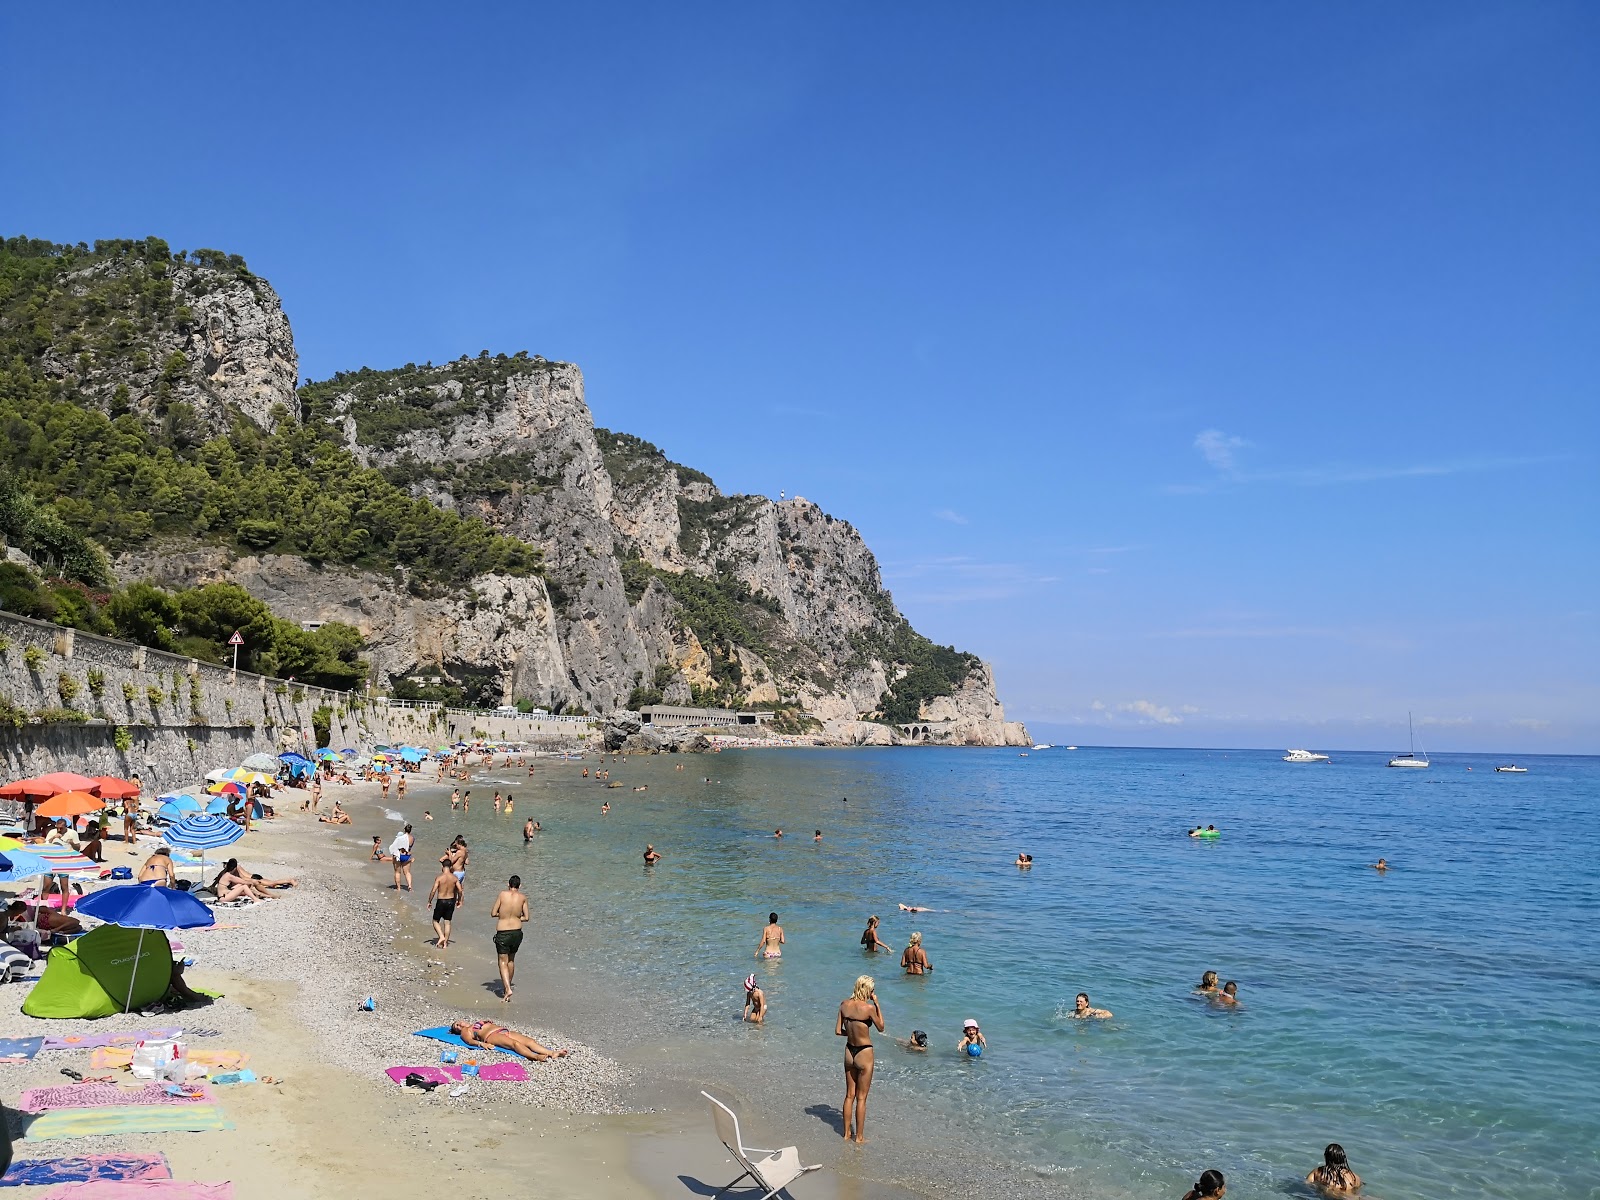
[448,1019,569,1062]
[755,912,785,959]
[835,975,883,1144]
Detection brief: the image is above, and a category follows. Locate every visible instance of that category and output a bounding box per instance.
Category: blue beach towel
[0,1036,44,1063]
[411,1026,515,1056]
[0,1153,171,1186]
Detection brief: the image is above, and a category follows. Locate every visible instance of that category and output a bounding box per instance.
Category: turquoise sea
[408,746,1598,1200]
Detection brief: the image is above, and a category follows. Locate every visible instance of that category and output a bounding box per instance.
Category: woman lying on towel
[210,860,296,902]
[449,1019,570,1062]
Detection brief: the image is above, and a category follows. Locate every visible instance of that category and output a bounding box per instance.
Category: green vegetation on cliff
[0,237,540,591]
[855,615,979,724]
[0,560,367,690]
[596,428,712,492]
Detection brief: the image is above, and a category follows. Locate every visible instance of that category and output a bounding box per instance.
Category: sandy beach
[2,762,929,1200]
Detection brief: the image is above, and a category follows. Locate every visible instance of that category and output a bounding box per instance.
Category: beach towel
[0,1155,171,1187]
[44,1030,182,1052]
[24,1104,232,1140]
[384,1063,528,1085]
[0,1036,45,1062]
[89,1048,247,1072]
[18,1083,213,1113]
[39,1184,232,1199]
[410,1027,515,1055]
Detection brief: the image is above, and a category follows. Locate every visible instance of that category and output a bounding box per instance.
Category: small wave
[384,808,404,821]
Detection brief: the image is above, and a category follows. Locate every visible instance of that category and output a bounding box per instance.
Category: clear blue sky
[4,3,1595,752]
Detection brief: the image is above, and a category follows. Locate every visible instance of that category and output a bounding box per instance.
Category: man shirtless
[490,874,530,1001]
[138,847,176,886]
[428,862,462,949]
[444,837,469,900]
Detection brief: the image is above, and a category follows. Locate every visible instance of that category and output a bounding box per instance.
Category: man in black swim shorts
[489,874,530,1001]
[428,861,461,949]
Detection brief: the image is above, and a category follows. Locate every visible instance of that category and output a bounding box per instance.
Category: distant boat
[1283,749,1330,763]
[1032,743,1053,750]
[1066,746,1078,751]
[1495,764,1528,773]
[1388,713,1430,769]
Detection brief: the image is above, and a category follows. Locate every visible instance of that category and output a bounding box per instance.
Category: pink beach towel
[39,1184,232,1198]
[384,1063,528,1085]
[19,1084,213,1113]
[43,1030,182,1052]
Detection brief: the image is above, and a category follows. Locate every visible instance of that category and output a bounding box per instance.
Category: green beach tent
[21,924,172,1018]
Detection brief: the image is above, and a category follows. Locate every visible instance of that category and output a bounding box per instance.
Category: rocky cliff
[1,237,1027,746]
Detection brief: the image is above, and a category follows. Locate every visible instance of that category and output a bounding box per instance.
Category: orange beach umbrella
[0,772,100,799]
[34,791,106,819]
[89,776,140,799]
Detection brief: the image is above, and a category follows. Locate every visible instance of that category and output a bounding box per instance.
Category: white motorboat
[1066,745,1078,751]
[1494,764,1527,773]
[1283,749,1330,763]
[1031,744,1053,750]
[1388,713,1430,768]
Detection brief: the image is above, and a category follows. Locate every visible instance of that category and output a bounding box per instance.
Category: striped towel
[36,1184,232,1198]
[24,1105,231,1140]
[18,1083,212,1113]
[89,1049,247,1072]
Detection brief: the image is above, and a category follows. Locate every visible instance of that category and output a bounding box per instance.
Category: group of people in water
[1180,1142,1363,1198]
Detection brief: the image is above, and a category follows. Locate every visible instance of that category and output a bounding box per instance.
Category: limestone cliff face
[301,358,1026,745]
[35,257,298,435]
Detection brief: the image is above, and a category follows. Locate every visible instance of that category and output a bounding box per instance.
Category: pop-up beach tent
[22,924,174,1018]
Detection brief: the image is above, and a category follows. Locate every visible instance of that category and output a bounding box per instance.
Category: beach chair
[702,1091,822,1200]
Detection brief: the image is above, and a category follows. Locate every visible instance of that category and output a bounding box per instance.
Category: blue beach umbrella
[0,848,54,881]
[166,814,244,885]
[74,881,215,1011]
[398,747,426,764]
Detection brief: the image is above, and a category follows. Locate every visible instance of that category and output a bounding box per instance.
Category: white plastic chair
[702,1091,822,1200]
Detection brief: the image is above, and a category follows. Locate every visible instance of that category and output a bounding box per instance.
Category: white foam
[383,809,404,822]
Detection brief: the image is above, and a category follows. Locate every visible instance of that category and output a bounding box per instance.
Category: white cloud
[1194,429,1248,473]
[932,508,970,525]
[1418,715,1475,728]
[1510,717,1551,731]
[1087,698,1192,725]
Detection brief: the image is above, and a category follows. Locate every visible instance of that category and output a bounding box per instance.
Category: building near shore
[638,705,774,729]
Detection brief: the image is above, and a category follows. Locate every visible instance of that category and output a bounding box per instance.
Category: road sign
[228,631,244,646]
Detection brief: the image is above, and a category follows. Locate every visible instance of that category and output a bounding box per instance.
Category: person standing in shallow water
[756,912,784,959]
[1182,1169,1226,1199]
[836,975,883,1144]
[1306,1143,1362,1193]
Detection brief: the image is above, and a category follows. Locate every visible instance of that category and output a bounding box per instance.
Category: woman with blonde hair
[835,975,884,1144]
[900,931,932,975]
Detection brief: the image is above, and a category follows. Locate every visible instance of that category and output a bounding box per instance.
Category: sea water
[417,747,1597,1199]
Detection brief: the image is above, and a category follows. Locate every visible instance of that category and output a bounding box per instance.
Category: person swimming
[1215,980,1240,1006]
[1305,1143,1362,1194]
[1015,853,1033,867]
[1072,992,1112,1018]
[1195,970,1219,994]
[1372,858,1388,872]
[756,912,785,959]
[957,1019,986,1056]
[1182,1169,1226,1199]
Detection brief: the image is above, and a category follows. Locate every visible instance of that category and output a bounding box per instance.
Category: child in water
[742,975,766,1024]
[957,1019,986,1056]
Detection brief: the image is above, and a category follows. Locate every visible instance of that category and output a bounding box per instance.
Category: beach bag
[130,1037,187,1082]
[109,866,133,880]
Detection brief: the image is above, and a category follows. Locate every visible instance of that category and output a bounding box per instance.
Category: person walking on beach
[836,975,883,1144]
[860,915,893,954]
[756,912,785,959]
[490,874,530,1001]
[428,861,461,949]
[901,931,932,974]
[390,825,414,891]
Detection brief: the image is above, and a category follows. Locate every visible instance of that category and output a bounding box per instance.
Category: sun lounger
[702,1091,821,1200]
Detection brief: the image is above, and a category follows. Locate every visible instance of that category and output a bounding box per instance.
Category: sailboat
[1388,713,1430,769]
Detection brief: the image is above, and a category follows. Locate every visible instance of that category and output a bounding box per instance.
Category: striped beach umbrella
[31,844,100,874]
[165,813,245,886]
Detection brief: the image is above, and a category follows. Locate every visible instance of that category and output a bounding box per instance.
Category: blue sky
[4,3,1595,752]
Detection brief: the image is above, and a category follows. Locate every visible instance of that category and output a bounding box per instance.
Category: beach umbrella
[0,772,101,799]
[240,753,280,773]
[31,844,100,874]
[338,748,358,758]
[89,776,141,799]
[156,794,203,812]
[0,848,55,881]
[225,769,274,787]
[34,791,105,819]
[203,769,233,784]
[279,751,312,766]
[398,747,425,763]
[166,813,245,886]
[73,882,215,1011]
[207,781,244,796]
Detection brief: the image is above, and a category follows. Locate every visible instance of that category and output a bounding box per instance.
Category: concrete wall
[0,610,379,783]
[0,611,597,782]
